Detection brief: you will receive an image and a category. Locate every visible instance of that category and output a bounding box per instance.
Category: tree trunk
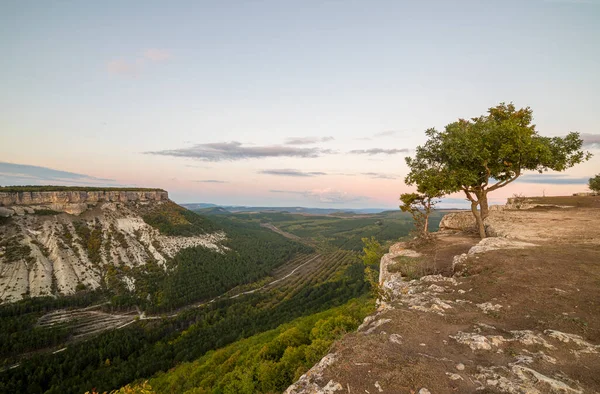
[423,199,431,237]
[480,191,490,221]
[470,201,486,239]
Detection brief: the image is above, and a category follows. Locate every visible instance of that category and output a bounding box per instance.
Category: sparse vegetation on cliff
[142,201,217,236]
[0,236,33,263]
[73,220,104,264]
[32,208,61,216]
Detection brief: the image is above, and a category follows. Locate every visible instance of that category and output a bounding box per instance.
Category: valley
[0,188,438,393]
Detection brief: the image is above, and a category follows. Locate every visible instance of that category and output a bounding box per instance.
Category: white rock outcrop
[0,200,225,303]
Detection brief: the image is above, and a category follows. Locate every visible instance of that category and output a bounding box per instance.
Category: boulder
[439,212,475,232]
[0,207,13,217]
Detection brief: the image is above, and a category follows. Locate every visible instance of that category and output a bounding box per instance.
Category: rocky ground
[286,203,600,393]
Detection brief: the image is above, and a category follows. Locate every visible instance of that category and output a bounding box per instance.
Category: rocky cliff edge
[285,203,600,393]
[0,190,168,216]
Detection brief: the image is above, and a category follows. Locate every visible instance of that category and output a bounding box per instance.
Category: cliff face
[0,192,226,304]
[286,205,600,393]
[0,190,169,206]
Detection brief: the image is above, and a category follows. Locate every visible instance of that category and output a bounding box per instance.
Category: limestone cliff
[0,189,169,216]
[285,201,600,393]
[0,190,225,304]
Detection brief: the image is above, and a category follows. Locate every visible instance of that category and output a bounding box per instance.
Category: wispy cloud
[269,189,305,194]
[194,179,228,183]
[356,130,401,141]
[107,48,171,77]
[581,133,600,149]
[374,130,398,137]
[259,169,327,177]
[517,174,589,185]
[349,148,410,155]
[306,188,367,203]
[0,162,116,186]
[269,188,368,204]
[145,141,333,162]
[106,59,140,77]
[185,164,212,169]
[284,136,334,145]
[361,172,398,179]
[143,48,171,62]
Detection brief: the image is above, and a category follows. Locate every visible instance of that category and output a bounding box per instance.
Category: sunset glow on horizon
[2,1,599,208]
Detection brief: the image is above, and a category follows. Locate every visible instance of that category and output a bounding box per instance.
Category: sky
[1,0,599,209]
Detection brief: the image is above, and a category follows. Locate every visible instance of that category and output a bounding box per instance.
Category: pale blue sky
[1,0,599,207]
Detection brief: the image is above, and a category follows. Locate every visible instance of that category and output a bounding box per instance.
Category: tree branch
[462,188,477,203]
[488,172,521,192]
[482,161,491,187]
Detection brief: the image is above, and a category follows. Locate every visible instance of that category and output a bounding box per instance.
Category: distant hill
[181,203,389,215]
[197,206,231,215]
[179,202,218,210]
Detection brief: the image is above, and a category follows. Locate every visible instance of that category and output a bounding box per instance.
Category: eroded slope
[0,200,225,303]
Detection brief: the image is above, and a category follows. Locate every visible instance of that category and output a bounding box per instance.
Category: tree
[405,102,592,238]
[360,237,385,296]
[399,193,436,239]
[401,164,447,239]
[590,174,600,193]
[359,237,384,267]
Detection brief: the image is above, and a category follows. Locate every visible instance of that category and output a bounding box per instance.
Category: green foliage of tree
[399,192,438,239]
[115,298,372,394]
[589,174,600,193]
[360,237,386,298]
[405,102,592,238]
[359,237,384,267]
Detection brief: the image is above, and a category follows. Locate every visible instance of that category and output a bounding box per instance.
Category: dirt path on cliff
[287,207,600,394]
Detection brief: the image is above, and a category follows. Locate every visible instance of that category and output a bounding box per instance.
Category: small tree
[360,237,385,297]
[590,174,600,193]
[399,193,436,239]
[402,163,447,239]
[406,103,592,238]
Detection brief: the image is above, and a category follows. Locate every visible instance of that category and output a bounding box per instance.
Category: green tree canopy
[405,102,591,238]
[590,174,600,193]
[399,192,437,239]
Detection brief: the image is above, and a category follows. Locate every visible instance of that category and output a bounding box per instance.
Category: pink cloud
[143,48,171,62]
[106,59,140,77]
[106,49,170,77]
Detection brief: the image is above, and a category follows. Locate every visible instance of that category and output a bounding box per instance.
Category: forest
[0,252,370,393]
[118,297,374,394]
[0,205,442,393]
[202,209,447,250]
